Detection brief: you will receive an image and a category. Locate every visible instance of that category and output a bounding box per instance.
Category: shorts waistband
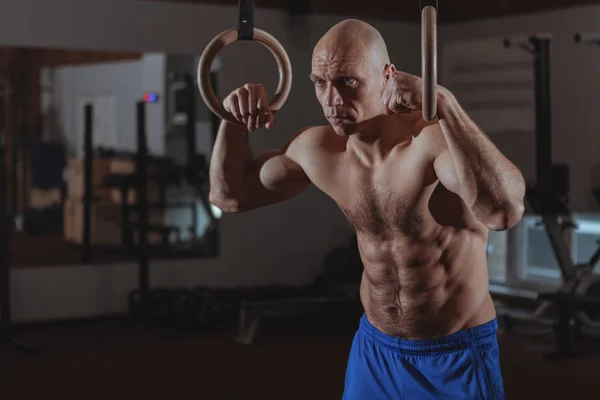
[357,314,498,355]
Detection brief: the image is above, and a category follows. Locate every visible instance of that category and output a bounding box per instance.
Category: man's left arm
[431,88,526,231]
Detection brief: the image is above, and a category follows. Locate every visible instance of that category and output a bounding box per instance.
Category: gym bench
[235,294,359,345]
[537,291,600,360]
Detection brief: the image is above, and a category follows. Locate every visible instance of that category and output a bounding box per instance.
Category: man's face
[310,48,387,136]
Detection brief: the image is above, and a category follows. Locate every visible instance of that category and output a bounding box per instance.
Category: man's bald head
[313,19,390,73]
[310,19,394,136]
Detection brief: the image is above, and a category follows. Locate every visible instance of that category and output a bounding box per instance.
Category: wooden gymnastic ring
[421,5,437,122]
[197,28,293,123]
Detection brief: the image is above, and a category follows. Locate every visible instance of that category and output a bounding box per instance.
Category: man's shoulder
[286,125,336,150]
[414,119,441,139]
[413,119,445,156]
[283,125,342,165]
[296,124,335,141]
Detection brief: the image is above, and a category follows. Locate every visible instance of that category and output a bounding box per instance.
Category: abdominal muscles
[357,228,489,339]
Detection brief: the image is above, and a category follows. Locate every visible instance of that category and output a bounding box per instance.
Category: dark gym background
[1,0,600,399]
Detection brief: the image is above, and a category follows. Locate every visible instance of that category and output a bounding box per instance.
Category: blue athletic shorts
[342,314,504,399]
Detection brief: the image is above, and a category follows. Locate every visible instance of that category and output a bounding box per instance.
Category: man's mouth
[328,115,350,123]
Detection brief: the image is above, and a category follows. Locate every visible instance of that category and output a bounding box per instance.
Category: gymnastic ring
[197,28,293,123]
[421,5,437,122]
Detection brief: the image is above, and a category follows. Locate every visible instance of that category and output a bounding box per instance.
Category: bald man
[209,19,524,399]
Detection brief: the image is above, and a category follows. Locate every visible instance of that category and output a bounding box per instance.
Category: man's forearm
[437,89,526,230]
[209,121,253,209]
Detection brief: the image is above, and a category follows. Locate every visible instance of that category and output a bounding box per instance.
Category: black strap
[238,0,254,40]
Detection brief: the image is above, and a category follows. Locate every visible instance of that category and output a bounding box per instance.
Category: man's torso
[292,118,495,339]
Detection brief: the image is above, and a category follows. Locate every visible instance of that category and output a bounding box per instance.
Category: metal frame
[504,35,577,282]
[0,89,38,354]
[82,104,93,264]
[136,101,150,316]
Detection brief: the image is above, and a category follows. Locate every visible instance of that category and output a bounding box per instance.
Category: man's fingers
[247,87,258,131]
[247,111,258,131]
[257,85,269,107]
[256,107,271,130]
[237,90,249,123]
[228,94,242,121]
[395,91,408,110]
[256,114,262,130]
[225,84,273,130]
[256,93,271,129]
[390,90,410,113]
[248,86,257,116]
[265,113,275,130]
[247,115,256,131]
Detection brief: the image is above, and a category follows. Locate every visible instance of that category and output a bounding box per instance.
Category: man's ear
[384,63,396,79]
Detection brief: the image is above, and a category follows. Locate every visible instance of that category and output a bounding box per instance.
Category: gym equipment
[82,104,93,263]
[504,33,554,193]
[569,31,600,330]
[166,73,198,168]
[491,35,600,357]
[574,32,600,45]
[235,295,359,345]
[197,0,293,122]
[128,280,360,341]
[164,72,218,238]
[182,74,197,168]
[420,0,437,122]
[311,235,363,293]
[129,237,362,341]
[235,236,362,345]
[127,99,216,335]
[537,281,600,359]
[80,95,216,259]
[0,90,38,354]
[492,36,560,320]
[136,100,151,318]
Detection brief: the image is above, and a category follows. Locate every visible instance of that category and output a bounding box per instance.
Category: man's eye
[342,77,356,86]
[315,79,325,86]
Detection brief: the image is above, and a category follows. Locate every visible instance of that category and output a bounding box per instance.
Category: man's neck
[346,114,406,165]
[352,114,390,143]
[350,112,418,153]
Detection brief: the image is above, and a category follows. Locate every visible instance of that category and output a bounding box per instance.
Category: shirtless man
[209,19,525,399]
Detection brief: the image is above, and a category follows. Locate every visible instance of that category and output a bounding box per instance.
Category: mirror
[0,45,221,267]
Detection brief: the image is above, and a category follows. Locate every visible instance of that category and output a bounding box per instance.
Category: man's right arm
[208,120,311,213]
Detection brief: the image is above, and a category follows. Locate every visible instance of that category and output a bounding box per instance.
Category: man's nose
[325,85,343,107]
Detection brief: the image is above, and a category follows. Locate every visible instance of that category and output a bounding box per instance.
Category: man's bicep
[254,149,308,189]
[240,132,311,209]
[429,125,481,211]
[433,150,461,195]
[426,124,461,196]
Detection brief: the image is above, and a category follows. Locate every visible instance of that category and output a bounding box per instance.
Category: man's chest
[303,146,437,234]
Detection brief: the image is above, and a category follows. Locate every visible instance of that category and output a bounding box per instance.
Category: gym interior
[1,0,600,399]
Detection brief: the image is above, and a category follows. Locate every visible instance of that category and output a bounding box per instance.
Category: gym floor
[2,313,598,399]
